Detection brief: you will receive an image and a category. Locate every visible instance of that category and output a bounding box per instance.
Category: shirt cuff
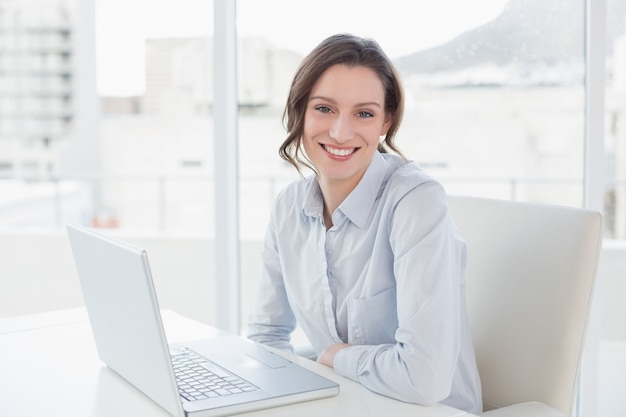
[333,345,368,381]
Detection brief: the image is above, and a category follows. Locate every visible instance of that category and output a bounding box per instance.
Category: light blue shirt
[247,151,482,414]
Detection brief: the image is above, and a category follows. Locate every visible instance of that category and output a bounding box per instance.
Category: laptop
[66,224,339,417]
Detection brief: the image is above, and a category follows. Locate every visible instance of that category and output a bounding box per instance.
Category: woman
[247,33,482,414]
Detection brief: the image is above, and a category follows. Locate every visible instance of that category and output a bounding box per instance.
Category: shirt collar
[302,177,324,219]
[340,151,387,228]
[301,151,387,228]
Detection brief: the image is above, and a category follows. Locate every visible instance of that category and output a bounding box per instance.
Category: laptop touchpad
[244,350,288,369]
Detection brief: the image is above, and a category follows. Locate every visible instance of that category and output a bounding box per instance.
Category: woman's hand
[317,343,350,367]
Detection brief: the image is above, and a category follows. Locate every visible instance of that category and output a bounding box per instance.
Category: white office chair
[447,196,603,417]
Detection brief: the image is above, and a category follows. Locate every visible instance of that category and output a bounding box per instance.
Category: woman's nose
[329,115,354,143]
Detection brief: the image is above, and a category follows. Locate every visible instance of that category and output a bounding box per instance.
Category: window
[95,0,216,235]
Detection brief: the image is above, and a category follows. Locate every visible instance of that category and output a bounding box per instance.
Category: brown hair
[279,33,405,175]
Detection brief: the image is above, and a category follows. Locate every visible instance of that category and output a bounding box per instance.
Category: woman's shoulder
[276,175,313,197]
[382,155,451,223]
[383,154,442,195]
[272,175,316,211]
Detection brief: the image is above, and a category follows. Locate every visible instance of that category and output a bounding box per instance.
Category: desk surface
[0,309,469,417]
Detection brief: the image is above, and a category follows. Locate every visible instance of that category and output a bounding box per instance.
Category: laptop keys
[171,348,258,402]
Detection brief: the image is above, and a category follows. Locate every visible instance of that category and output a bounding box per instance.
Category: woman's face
[303,64,391,189]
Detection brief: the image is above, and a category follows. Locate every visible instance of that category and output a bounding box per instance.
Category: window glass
[0,0,217,324]
[605,0,626,239]
[0,0,216,235]
[0,0,76,182]
[96,0,215,235]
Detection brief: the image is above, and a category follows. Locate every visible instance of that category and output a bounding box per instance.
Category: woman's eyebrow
[309,95,383,108]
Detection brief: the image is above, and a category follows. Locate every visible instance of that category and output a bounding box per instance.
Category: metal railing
[1,173,625,239]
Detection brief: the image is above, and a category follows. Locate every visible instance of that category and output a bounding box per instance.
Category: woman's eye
[315,105,332,113]
[357,111,374,118]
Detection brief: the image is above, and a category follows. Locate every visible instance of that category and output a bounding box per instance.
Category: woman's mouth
[322,144,358,157]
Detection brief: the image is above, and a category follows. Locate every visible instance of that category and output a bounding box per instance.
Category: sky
[95,0,509,96]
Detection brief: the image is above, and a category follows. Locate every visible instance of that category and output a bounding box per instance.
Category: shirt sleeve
[333,181,466,405]
[246,203,297,353]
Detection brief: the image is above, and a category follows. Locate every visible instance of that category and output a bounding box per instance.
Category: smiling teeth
[324,145,355,156]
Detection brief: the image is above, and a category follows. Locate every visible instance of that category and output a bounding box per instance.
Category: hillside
[395,0,626,76]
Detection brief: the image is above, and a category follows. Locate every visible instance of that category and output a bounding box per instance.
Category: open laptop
[66,224,339,417]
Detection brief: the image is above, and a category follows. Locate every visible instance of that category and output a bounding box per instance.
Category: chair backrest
[447,196,603,415]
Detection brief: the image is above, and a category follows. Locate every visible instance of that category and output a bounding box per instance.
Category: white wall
[0,231,264,330]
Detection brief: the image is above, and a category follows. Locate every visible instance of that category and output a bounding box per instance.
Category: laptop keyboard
[171,348,258,402]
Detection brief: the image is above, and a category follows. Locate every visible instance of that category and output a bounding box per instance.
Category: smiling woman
[247,33,483,414]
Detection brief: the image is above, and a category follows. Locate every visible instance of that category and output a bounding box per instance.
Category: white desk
[0,309,469,417]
